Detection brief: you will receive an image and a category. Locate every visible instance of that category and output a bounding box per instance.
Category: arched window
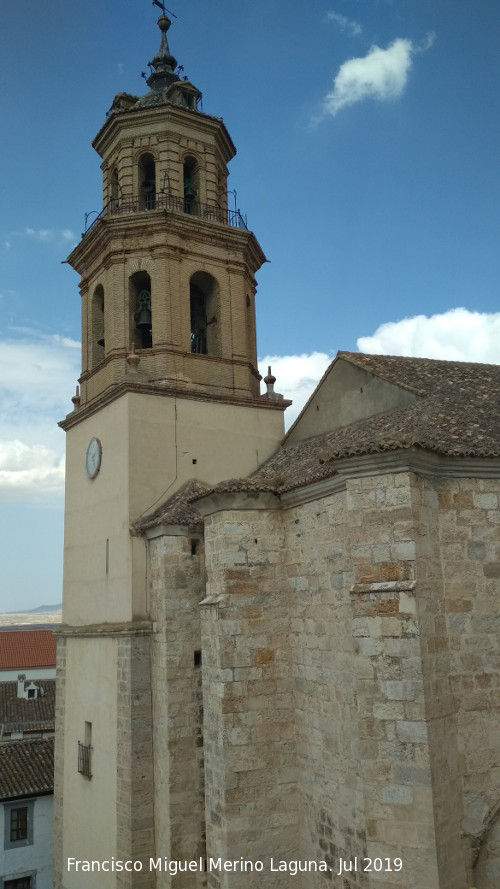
[183,156,199,215]
[130,272,153,349]
[91,285,105,368]
[138,153,156,210]
[190,272,219,356]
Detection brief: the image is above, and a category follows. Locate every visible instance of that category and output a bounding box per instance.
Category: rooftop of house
[134,352,500,529]
[0,680,55,735]
[0,737,54,800]
[0,629,57,670]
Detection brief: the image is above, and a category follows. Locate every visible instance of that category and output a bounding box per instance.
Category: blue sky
[1,0,500,612]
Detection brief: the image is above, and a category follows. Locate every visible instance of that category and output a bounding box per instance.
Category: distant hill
[5,604,62,615]
[27,604,62,614]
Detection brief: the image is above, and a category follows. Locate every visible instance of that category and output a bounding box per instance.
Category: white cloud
[357,308,500,363]
[0,332,81,501]
[323,36,431,117]
[16,228,76,245]
[259,352,334,428]
[25,228,54,242]
[326,11,362,38]
[0,441,65,501]
[259,309,500,429]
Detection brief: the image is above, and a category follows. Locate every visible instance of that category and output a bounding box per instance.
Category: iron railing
[78,741,92,778]
[84,193,248,234]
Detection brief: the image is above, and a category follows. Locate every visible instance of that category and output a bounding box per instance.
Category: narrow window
[111,167,119,209]
[91,285,105,367]
[189,272,219,356]
[139,153,156,210]
[4,801,34,849]
[10,807,28,842]
[190,284,207,354]
[183,156,199,215]
[130,272,153,349]
[78,722,93,779]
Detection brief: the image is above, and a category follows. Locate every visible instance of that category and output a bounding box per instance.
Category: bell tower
[54,11,288,888]
[76,11,264,408]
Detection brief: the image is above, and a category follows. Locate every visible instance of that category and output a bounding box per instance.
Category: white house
[0,737,53,889]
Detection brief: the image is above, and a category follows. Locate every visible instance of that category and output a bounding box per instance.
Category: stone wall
[53,635,67,889]
[201,505,299,889]
[285,489,369,888]
[145,467,500,889]
[148,531,207,889]
[116,634,155,888]
[438,479,500,889]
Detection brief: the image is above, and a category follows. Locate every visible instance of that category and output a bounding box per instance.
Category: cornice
[66,211,266,278]
[281,447,500,509]
[93,104,235,162]
[54,620,152,638]
[195,490,281,518]
[59,378,289,431]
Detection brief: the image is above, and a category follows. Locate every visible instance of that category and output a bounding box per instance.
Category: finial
[264,366,276,386]
[262,366,284,401]
[126,343,141,371]
[71,385,81,410]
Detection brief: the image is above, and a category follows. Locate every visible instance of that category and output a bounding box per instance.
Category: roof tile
[0,630,56,670]
[0,737,54,799]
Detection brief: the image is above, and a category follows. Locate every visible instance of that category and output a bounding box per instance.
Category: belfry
[54,10,287,888]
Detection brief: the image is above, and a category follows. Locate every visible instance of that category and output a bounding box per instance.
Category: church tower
[54,11,287,887]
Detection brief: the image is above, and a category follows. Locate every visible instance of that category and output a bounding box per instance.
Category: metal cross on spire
[152,0,177,18]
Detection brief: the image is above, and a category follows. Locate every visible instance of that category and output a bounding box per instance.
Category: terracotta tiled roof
[135,354,500,523]
[0,680,55,734]
[0,737,54,799]
[194,353,500,498]
[336,351,500,397]
[0,629,56,670]
[134,480,209,532]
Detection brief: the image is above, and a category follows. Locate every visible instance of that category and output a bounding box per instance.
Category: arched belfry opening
[91,285,105,368]
[183,156,199,214]
[138,153,156,210]
[190,272,219,356]
[130,272,153,349]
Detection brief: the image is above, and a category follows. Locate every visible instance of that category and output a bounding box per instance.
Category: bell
[135,306,152,332]
[97,330,105,347]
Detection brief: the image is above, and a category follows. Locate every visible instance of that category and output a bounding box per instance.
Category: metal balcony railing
[78,741,92,778]
[84,193,248,234]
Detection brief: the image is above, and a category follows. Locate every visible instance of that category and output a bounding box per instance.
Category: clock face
[85,437,102,479]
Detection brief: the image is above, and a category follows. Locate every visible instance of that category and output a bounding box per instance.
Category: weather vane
[152,0,177,18]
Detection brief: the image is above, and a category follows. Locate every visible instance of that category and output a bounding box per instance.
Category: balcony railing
[78,741,92,778]
[84,193,248,234]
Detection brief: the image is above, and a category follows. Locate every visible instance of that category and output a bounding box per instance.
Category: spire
[146,14,178,92]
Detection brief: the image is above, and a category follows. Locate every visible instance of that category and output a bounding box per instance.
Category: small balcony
[77,740,92,778]
[84,193,248,235]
